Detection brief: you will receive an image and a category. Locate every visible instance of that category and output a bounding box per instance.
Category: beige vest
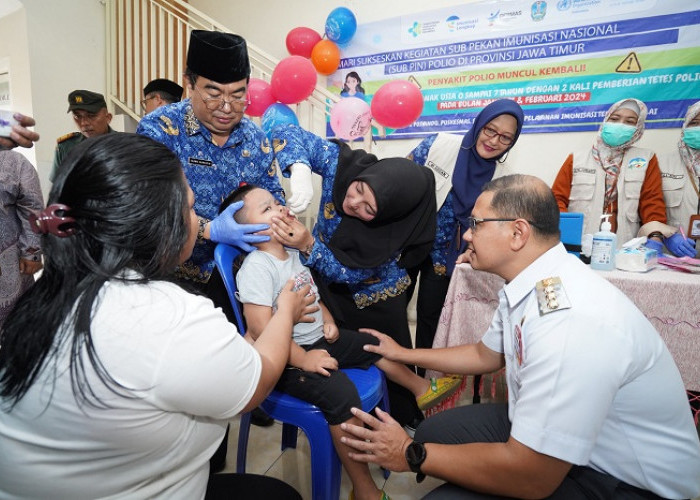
[657,149,699,253]
[568,146,654,246]
[424,133,513,210]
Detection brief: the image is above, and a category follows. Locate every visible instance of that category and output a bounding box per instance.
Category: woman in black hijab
[271,124,436,429]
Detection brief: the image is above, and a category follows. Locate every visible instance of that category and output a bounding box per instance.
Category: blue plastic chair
[214,243,390,500]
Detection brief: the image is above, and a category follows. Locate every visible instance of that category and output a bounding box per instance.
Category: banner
[326,0,700,139]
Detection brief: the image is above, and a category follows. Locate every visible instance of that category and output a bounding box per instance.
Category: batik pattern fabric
[137,99,284,283]
[0,151,43,327]
[409,134,456,277]
[273,125,411,309]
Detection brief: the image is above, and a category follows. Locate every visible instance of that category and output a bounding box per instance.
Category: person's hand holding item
[644,238,663,257]
[209,201,270,252]
[663,233,696,258]
[288,163,314,214]
[271,214,312,251]
[0,113,40,150]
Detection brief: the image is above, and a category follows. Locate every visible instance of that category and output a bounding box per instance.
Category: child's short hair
[219,183,260,223]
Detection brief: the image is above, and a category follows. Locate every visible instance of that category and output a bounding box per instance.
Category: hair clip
[29,204,76,237]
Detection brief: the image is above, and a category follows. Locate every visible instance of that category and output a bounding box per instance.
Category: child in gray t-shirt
[225,185,461,500]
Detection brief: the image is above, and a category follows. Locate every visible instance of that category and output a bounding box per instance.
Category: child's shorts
[274,328,382,425]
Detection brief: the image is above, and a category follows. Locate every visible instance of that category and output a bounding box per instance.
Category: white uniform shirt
[481,244,700,498]
[0,277,261,499]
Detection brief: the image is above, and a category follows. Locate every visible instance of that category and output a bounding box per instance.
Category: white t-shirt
[0,277,261,500]
[481,244,700,499]
[237,249,324,346]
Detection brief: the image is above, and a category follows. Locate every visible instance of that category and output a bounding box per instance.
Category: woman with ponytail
[0,133,309,499]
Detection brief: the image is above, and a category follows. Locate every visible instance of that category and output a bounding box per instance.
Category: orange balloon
[311,40,341,76]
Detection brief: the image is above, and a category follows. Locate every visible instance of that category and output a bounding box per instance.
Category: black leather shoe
[250,407,274,427]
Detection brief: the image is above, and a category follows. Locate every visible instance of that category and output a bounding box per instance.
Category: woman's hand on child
[359,328,404,361]
[271,216,312,251]
[303,349,338,376]
[278,281,319,325]
[323,322,339,343]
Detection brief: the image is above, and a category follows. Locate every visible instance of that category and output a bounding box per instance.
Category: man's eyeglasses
[194,86,248,112]
[467,216,537,231]
[481,126,515,146]
[140,95,157,110]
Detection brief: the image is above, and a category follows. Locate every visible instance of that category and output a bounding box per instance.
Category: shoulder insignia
[260,138,271,154]
[535,276,571,316]
[158,116,179,136]
[272,138,287,153]
[56,132,80,144]
[324,202,336,220]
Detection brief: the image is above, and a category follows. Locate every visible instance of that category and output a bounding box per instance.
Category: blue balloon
[261,103,299,139]
[325,7,357,45]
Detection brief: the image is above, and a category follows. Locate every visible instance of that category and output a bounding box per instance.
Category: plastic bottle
[590,214,617,271]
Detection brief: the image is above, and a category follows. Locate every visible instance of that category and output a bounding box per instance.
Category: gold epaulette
[56,132,81,144]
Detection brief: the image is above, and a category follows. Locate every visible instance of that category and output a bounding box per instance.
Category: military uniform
[50,90,112,182]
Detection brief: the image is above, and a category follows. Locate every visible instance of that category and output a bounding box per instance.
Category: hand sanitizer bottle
[590,214,617,271]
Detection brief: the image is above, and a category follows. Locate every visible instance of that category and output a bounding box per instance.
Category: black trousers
[206,473,301,499]
[406,256,451,376]
[416,404,664,500]
[326,283,424,427]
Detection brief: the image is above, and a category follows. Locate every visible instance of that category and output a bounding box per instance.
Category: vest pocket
[661,175,685,209]
[570,175,595,201]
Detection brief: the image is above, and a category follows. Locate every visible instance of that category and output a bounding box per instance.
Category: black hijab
[328,141,436,269]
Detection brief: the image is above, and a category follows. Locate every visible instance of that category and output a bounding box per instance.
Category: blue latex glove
[209,201,270,253]
[663,232,697,258]
[644,238,663,257]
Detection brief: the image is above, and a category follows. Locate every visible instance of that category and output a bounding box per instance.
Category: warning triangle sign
[408,75,422,88]
[616,52,642,73]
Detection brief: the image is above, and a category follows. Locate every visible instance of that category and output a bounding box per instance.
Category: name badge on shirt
[535,277,571,316]
[188,157,214,167]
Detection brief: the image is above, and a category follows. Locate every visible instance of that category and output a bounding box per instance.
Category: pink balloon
[271,56,318,105]
[330,97,372,140]
[370,80,424,129]
[286,27,322,58]
[245,78,276,117]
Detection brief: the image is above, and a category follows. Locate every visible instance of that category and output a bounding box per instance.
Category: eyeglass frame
[480,125,515,146]
[193,85,249,112]
[466,216,538,232]
[140,95,158,110]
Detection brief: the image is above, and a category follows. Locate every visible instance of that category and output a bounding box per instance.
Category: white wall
[10,0,106,196]
[191,0,681,185]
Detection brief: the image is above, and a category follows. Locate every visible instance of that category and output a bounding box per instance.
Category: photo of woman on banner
[340,71,366,101]
[405,98,524,362]
[551,97,694,257]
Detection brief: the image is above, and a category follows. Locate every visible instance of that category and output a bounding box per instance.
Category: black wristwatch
[405,441,427,483]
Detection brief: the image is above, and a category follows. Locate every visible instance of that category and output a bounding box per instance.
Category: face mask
[682,126,700,149]
[601,122,637,147]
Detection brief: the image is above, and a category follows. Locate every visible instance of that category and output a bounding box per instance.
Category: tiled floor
[216,374,500,500]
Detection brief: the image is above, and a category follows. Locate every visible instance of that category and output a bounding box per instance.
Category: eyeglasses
[481,126,515,146]
[140,95,158,110]
[467,216,537,231]
[194,85,248,112]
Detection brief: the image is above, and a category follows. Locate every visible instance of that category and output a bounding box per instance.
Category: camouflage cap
[67,90,107,113]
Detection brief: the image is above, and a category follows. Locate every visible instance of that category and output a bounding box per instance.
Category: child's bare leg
[374,358,429,398]
[330,418,382,500]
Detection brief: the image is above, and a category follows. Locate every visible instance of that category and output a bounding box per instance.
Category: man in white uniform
[339,174,700,499]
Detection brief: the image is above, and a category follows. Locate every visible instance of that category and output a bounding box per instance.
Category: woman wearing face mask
[656,101,700,257]
[551,98,684,253]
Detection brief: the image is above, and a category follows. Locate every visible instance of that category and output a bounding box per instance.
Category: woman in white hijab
[656,101,700,257]
[551,98,691,255]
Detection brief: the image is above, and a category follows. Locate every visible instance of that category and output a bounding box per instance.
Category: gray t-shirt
[236,249,324,346]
